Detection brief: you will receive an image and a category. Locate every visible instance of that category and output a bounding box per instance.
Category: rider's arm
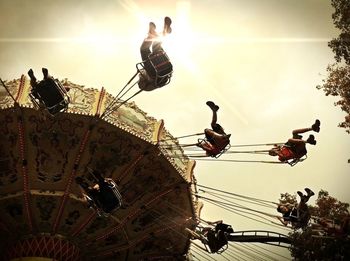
[277,216,289,226]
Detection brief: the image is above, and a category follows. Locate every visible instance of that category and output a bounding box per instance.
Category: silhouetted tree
[328,0,350,64]
[317,0,350,135]
[316,63,350,133]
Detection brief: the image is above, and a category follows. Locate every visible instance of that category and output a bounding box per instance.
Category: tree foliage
[278,192,297,206]
[316,63,350,133]
[317,0,350,134]
[288,190,350,261]
[328,0,350,64]
[309,190,349,221]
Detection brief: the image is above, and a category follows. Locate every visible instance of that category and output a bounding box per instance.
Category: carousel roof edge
[0,75,194,177]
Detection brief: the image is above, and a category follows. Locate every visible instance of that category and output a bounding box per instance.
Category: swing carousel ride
[0,25,336,259]
[0,65,342,261]
[0,64,302,261]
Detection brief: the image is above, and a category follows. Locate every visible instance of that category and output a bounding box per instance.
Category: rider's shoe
[206,101,219,112]
[311,119,320,132]
[148,22,158,39]
[163,16,172,35]
[28,69,37,82]
[42,68,49,79]
[304,188,315,197]
[306,134,316,145]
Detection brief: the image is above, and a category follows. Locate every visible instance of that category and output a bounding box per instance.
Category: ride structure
[187,227,291,255]
[0,75,199,261]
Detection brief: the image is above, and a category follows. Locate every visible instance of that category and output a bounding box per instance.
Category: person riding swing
[189,219,233,253]
[277,188,315,229]
[197,101,231,157]
[28,68,70,115]
[269,120,320,165]
[137,17,173,91]
[75,170,122,215]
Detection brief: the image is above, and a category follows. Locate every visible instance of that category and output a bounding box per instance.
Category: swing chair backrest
[219,142,231,158]
[206,230,228,254]
[29,78,70,115]
[97,179,123,213]
[147,51,173,88]
[290,206,311,230]
[210,143,231,159]
[77,171,122,215]
[87,179,122,214]
[287,154,307,167]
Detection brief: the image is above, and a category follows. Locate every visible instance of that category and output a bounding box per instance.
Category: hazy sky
[1,0,349,259]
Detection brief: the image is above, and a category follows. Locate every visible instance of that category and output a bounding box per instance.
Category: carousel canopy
[0,75,200,261]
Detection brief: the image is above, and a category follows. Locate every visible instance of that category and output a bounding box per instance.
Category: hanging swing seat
[29,77,70,115]
[186,227,228,254]
[95,178,123,214]
[76,175,123,215]
[289,206,311,229]
[279,142,308,166]
[197,136,231,158]
[206,230,228,254]
[136,50,173,88]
